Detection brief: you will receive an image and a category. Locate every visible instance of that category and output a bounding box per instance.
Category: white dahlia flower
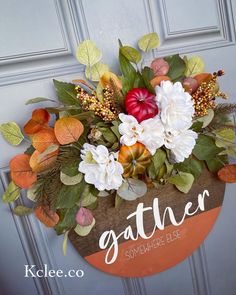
[79,144,123,191]
[155,81,195,132]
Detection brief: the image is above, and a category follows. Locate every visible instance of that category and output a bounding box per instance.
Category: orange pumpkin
[118,143,151,177]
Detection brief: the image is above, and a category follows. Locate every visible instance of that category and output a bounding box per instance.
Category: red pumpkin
[125,88,158,123]
[118,142,151,177]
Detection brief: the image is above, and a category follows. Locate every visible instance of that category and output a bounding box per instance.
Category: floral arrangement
[1,33,236,250]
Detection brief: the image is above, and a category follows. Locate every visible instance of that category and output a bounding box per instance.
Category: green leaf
[85,62,109,81]
[138,33,160,52]
[61,164,80,177]
[205,155,228,173]
[60,172,83,186]
[0,122,24,146]
[169,172,194,194]
[56,183,85,209]
[195,109,214,128]
[111,120,121,139]
[13,205,33,216]
[2,181,21,203]
[120,46,142,64]
[164,54,186,81]
[53,80,80,107]
[193,134,224,160]
[62,231,69,256]
[184,56,205,77]
[55,207,78,235]
[117,179,147,201]
[191,121,204,132]
[74,218,96,237]
[215,128,235,148]
[148,149,166,179]
[119,50,137,94]
[25,97,56,105]
[141,67,155,94]
[76,40,102,67]
[175,158,204,180]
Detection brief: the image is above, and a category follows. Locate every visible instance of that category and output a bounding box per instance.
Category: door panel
[1,1,236,294]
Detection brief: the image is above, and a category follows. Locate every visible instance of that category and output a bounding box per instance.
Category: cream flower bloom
[118,113,143,146]
[118,113,165,155]
[164,129,198,163]
[155,81,195,132]
[139,117,165,155]
[79,144,123,191]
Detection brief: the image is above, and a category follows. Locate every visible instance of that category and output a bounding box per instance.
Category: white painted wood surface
[0,1,236,294]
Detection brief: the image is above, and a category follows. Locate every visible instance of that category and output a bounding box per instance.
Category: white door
[1,1,236,294]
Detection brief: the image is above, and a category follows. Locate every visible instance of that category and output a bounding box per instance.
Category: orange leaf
[54,117,84,145]
[194,73,212,85]
[10,154,37,188]
[32,128,58,152]
[35,206,59,227]
[29,149,59,173]
[218,164,236,183]
[150,76,171,88]
[24,109,50,135]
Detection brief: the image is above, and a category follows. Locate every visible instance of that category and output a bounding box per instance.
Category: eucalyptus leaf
[74,218,96,237]
[85,62,109,81]
[184,56,205,77]
[2,181,21,203]
[115,194,124,207]
[120,46,142,64]
[13,205,33,216]
[60,172,83,186]
[196,109,214,128]
[117,179,147,201]
[169,172,194,194]
[98,190,110,197]
[76,40,102,67]
[0,122,24,146]
[25,97,56,105]
[27,184,39,202]
[214,128,235,148]
[206,155,228,173]
[81,192,97,207]
[138,33,160,52]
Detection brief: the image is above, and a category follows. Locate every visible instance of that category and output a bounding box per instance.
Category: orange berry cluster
[75,85,119,121]
[192,70,228,117]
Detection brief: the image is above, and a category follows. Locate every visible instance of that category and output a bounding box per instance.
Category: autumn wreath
[1,33,236,252]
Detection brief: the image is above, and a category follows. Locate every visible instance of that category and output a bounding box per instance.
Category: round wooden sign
[69,167,225,277]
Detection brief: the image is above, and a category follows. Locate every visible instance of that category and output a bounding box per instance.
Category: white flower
[155,81,195,132]
[118,113,165,155]
[79,144,124,191]
[118,113,143,146]
[164,129,198,163]
[139,117,165,155]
